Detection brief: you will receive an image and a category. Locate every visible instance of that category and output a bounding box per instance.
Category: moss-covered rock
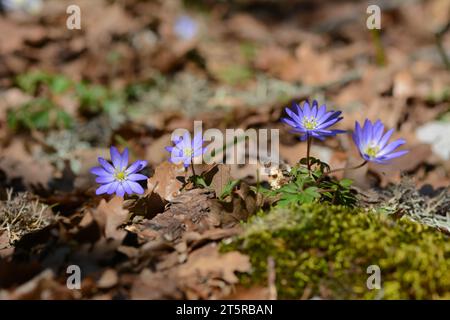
[223,204,450,299]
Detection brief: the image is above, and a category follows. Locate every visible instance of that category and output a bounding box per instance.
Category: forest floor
[0,0,449,299]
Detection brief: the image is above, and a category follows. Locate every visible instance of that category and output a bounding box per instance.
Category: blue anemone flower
[165,132,206,168]
[174,15,198,40]
[281,100,345,141]
[90,147,148,197]
[352,119,408,164]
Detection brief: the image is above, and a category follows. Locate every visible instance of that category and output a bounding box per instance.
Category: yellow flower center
[303,117,318,130]
[365,146,380,158]
[114,171,127,181]
[184,147,194,157]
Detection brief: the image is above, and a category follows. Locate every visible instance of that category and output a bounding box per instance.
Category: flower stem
[316,160,367,184]
[306,135,312,174]
[327,160,368,175]
[190,159,196,176]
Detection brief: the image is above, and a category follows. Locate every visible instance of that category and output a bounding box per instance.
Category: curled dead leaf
[146,162,185,202]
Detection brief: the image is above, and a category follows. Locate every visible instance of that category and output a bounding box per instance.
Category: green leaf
[191,175,208,188]
[339,178,353,188]
[16,71,49,94]
[220,179,240,200]
[31,109,50,129]
[50,75,71,94]
[56,110,74,128]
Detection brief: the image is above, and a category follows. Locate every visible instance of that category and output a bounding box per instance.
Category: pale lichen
[0,189,54,244]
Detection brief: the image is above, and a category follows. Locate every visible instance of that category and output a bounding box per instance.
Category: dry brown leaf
[225,286,270,300]
[83,1,140,48]
[209,164,233,198]
[139,189,222,243]
[97,268,119,289]
[187,227,242,250]
[146,162,185,202]
[94,197,129,241]
[177,242,250,286]
[226,14,270,42]
[125,192,165,220]
[131,268,182,300]
[0,139,54,188]
[294,43,345,85]
[254,46,301,81]
[145,134,172,166]
[0,20,46,53]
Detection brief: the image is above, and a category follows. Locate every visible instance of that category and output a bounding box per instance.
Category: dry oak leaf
[93,197,129,241]
[177,242,251,284]
[209,164,233,198]
[254,46,301,81]
[0,139,54,188]
[294,43,344,85]
[146,162,185,202]
[131,268,182,300]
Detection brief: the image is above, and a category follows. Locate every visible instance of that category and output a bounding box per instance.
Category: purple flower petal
[183,131,191,145]
[317,111,333,123]
[316,104,326,120]
[126,160,147,174]
[98,157,115,173]
[316,117,343,130]
[90,166,110,176]
[378,128,394,150]
[122,181,133,195]
[107,182,119,194]
[96,183,113,195]
[127,181,144,194]
[120,148,129,170]
[116,184,125,197]
[311,103,318,117]
[303,101,311,117]
[110,146,122,169]
[362,119,372,144]
[96,175,115,184]
[378,139,406,157]
[285,107,302,124]
[127,173,148,181]
[193,132,203,147]
[372,120,384,144]
[294,103,304,118]
[281,117,299,128]
[379,150,409,161]
[172,135,183,144]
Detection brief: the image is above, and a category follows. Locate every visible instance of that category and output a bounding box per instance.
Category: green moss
[223,204,450,299]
